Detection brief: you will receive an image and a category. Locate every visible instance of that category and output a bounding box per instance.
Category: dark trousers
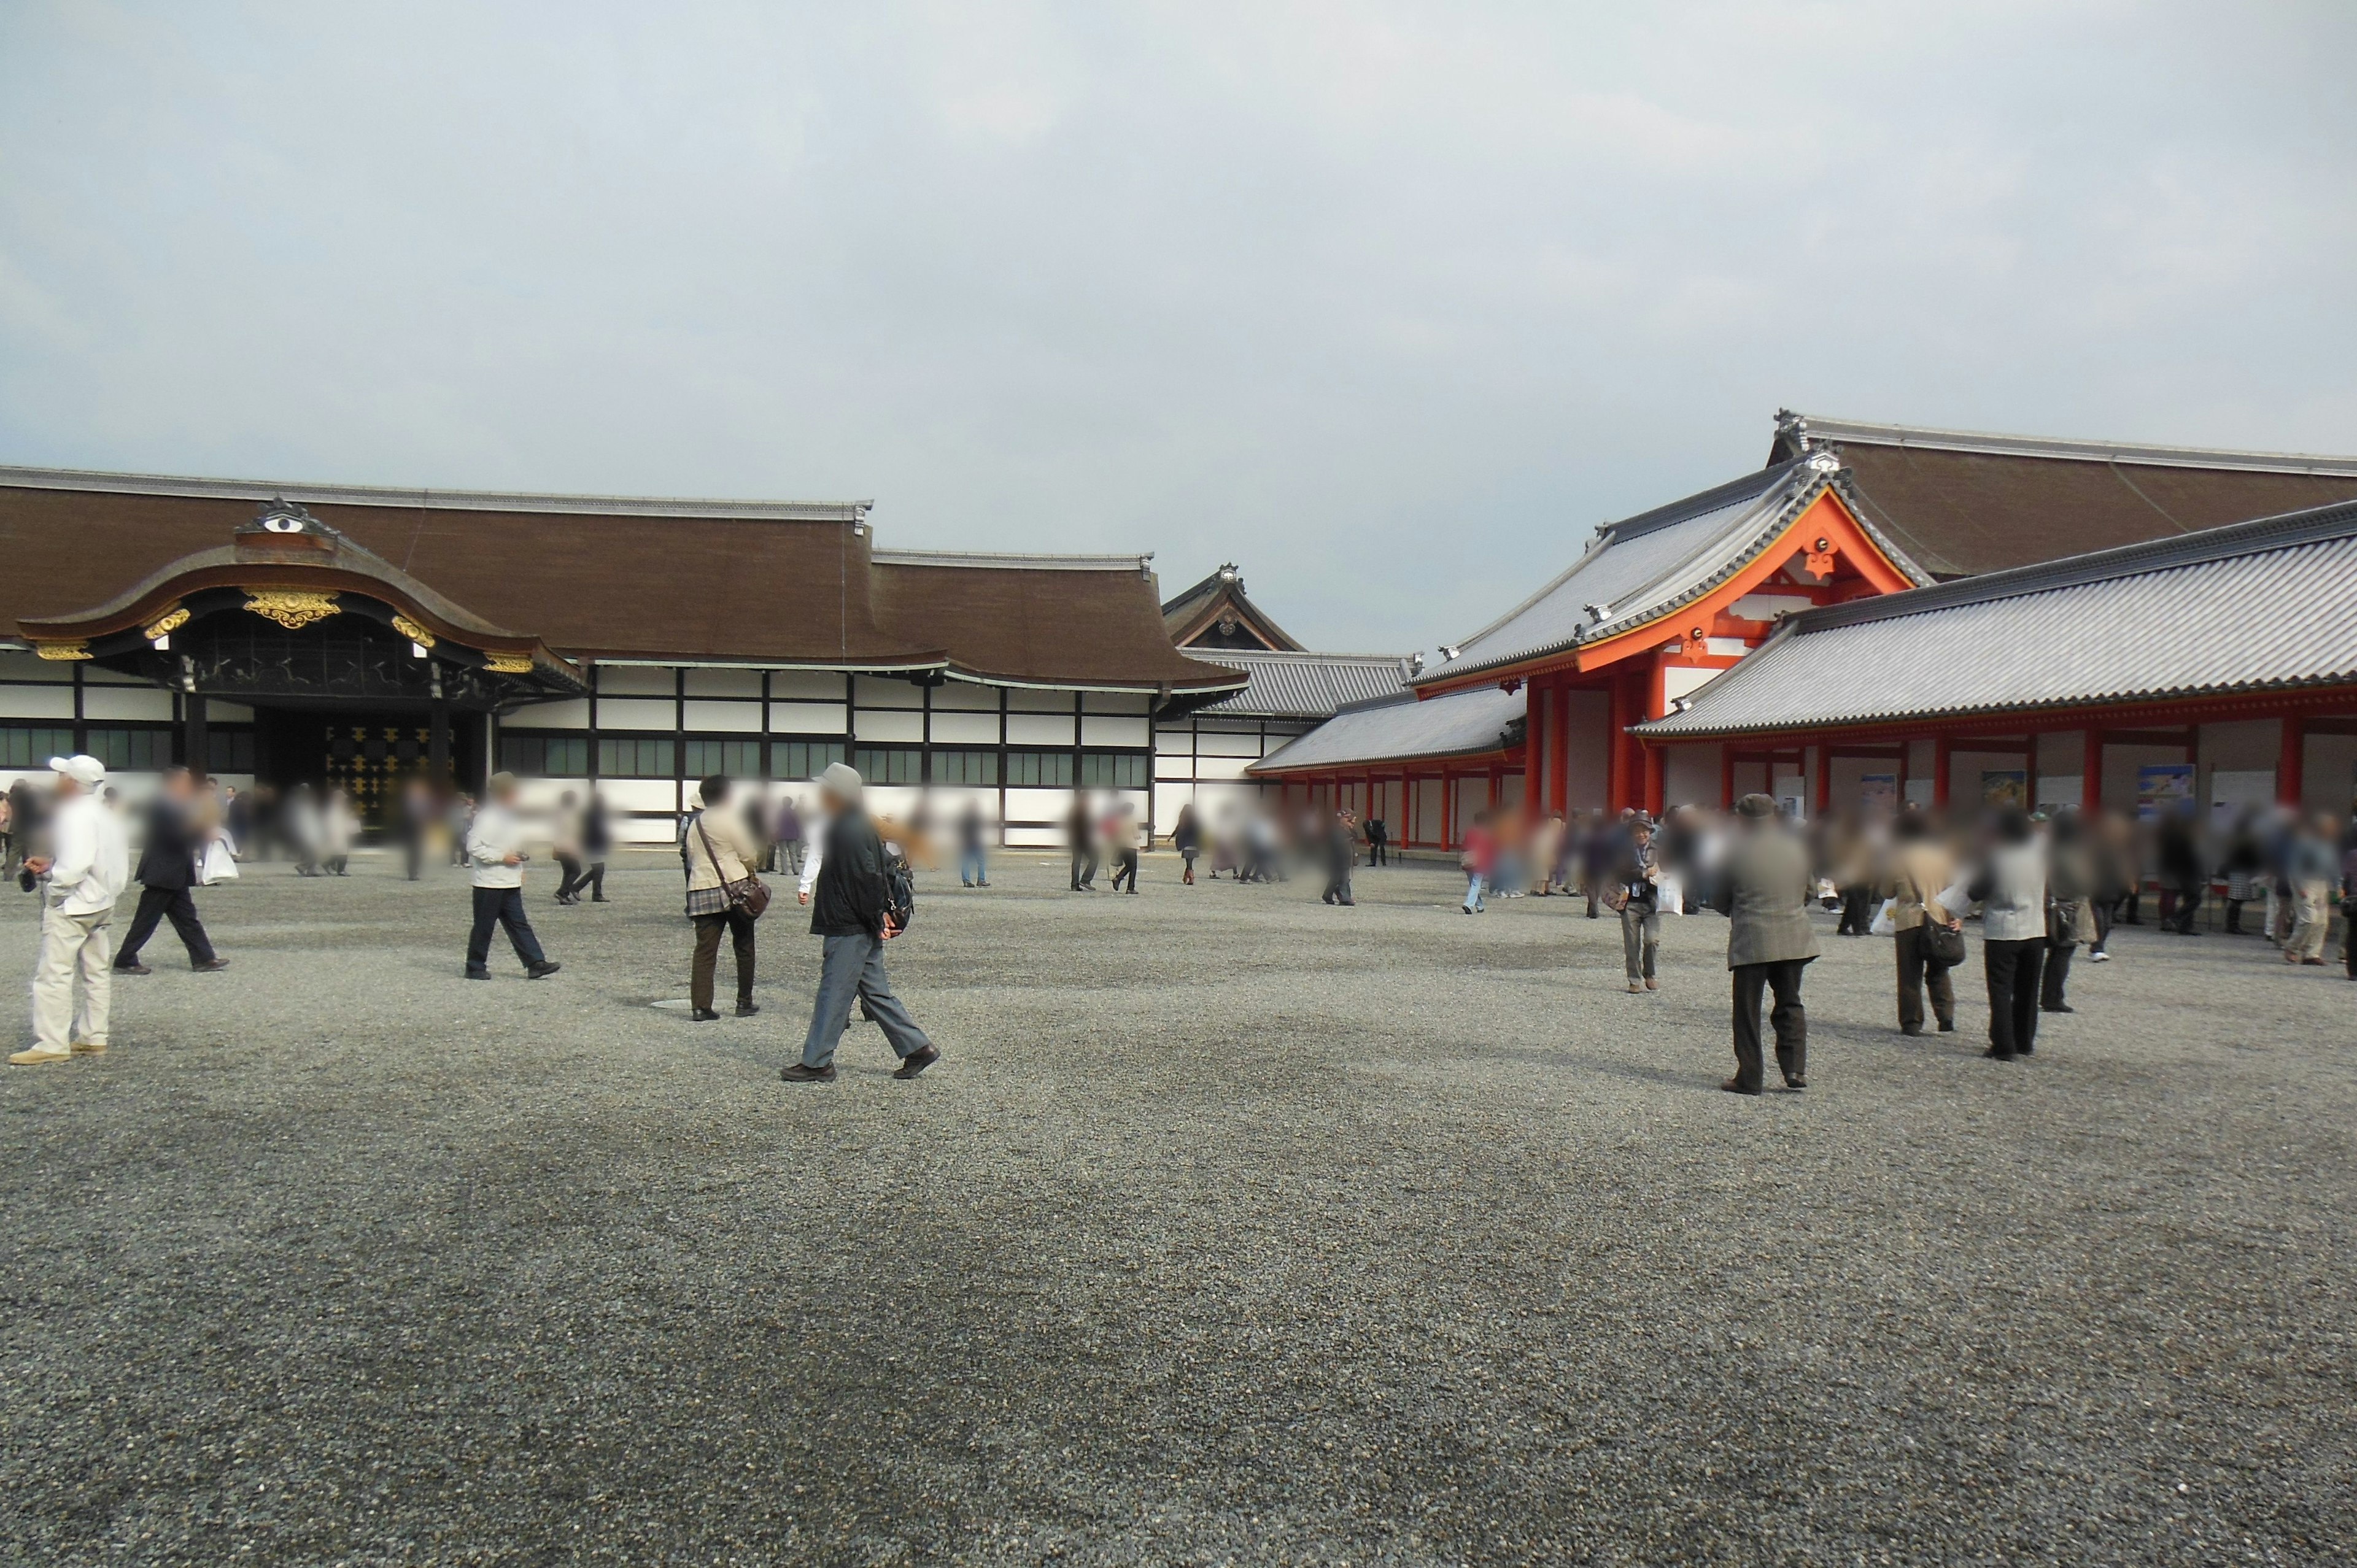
[115,884,217,967]
[578,862,606,900]
[1983,938,2045,1057]
[1730,958,1809,1091]
[466,886,548,973]
[2040,941,2074,1009]
[802,932,932,1070]
[1894,923,1953,1031]
[554,853,584,898]
[2164,881,2202,933]
[1111,849,1139,892]
[1070,849,1097,889]
[691,908,757,1011]
[1368,841,1387,867]
[1323,871,1354,905]
[2090,896,2118,954]
[404,831,424,881]
[1836,884,1875,935]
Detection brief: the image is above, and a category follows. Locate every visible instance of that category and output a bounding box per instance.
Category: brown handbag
[695,814,771,919]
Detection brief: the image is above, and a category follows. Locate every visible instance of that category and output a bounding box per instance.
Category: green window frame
[596,736,676,778]
[1005,749,1075,788]
[852,746,923,786]
[0,725,75,770]
[773,740,846,781]
[683,738,764,780]
[205,730,257,774]
[929,748,999,786]
[1079,752,1148,789]
[85,728,172,773]
[501,735,590,777]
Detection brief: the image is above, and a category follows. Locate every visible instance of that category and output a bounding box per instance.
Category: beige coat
[1719,823,1822,970]
[1886,841,1956,931]
[684,805,762,892]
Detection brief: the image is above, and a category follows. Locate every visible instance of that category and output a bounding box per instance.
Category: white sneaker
[2089,951,2111,963]
[9,1047,71,1067]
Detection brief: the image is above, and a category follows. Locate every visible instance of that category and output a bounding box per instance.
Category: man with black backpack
[783,763,939,1084]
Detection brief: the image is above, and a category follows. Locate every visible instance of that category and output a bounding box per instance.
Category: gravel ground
[1,848,2351,1566]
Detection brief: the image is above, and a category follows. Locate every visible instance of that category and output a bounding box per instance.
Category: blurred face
[493,782,519,808]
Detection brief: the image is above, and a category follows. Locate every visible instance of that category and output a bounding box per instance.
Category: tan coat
[1719,823,1822,970]
[1886,841,1956,931]
[685,805,762,892]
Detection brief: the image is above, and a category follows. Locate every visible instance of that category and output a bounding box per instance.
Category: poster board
[1981,770,2027,809]
[2137,762,2195,820]
[1859,773,1897,812]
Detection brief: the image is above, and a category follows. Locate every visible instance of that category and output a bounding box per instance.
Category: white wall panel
[508,698,590,730]
[1155,753,1195,781]
[1080,716,1149,747]
[1002,787,1075,822]
[0,685,74,719]
[597,698,676,731]
[1007,714,1075,746]
[1003,824,1064,847]
[932,681,1000,711]
[83,686,174,721]
[613,814,682,844]
[595,779,679,813]
[596,666,677,696]
[929,711,1000,744]
[768,701,847,734]
[1190,754,1255,781]
[683,668,762,698]
[0,653,72,682]
[684,700,764,733]
[770,670,846,700]
[1007,687,1074,713]
[854,709,925,742]
[1195,730,1264,757]
[854,676,924,709]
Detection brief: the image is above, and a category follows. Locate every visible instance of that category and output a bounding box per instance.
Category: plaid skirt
[684,882,736,917]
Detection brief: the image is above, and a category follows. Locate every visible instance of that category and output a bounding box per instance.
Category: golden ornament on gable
[244,590,342,631]
[142,606,191,641]
[390,614,436,648]
[483,652,535,674]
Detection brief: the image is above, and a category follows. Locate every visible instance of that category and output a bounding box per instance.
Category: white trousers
[31,902,113,1053]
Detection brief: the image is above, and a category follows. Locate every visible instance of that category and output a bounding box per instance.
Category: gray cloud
[2,1,2352,652]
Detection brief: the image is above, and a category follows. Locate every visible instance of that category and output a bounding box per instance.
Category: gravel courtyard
[2,849,2351,1566]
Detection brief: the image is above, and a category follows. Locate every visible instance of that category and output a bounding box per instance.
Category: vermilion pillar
[1932,734,1952,810]
[2279,715,2305,808]
[1811,745,1830,817]
[2083,728,2103,813]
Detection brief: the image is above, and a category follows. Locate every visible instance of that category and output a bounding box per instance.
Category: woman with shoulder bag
[1886,807,1960,1036]
[684,774,768,1022]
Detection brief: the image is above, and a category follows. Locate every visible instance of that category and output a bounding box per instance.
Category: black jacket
[136,796,199,890]
[811,806,891,938]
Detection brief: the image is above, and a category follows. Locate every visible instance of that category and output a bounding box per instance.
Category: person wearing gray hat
[1713,792,1819,1093]
[783,762,938,1083]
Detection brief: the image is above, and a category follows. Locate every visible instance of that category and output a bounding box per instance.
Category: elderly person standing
[1886,807,1958,1036]
[14,755,129,1066]
[2282,812,2342,967]
[1968,807,2048,1059]
[783,763,938,1084]
[1714,794,1819,1094]
[1616,814,1663,994]
[684,774,765,1021]
[463,771,560,981]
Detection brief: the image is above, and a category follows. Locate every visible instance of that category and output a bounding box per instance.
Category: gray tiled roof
[1252,684,1525,773]
[1185,650,1413,719]
[1418,459,1927,686]
[1636,500,2357,738]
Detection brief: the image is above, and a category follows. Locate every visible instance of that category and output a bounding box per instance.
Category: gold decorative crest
[33,641,91,661]
[390,613,436,648]
[245,590,341,631]
[483,652,535,674]
[142,606,190,641]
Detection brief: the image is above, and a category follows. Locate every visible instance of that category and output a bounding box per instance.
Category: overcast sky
[2,2,2352,652]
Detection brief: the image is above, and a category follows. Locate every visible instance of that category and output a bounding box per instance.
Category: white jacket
[47,792,130,916]
[1979,840,2049,943]
[466,804,528,889]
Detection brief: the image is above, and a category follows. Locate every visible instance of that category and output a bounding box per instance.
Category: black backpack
[883,843,916,932]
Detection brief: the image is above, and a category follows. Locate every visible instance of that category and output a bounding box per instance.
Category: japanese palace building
[1252,413,2357,845]
[0,465,1245,844]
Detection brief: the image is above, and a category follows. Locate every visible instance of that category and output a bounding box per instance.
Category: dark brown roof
[0,467,1242,695]
[1160,563,1305,651]
[1770,414,2357,577]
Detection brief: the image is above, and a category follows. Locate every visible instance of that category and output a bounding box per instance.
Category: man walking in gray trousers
[782,763,940,1084]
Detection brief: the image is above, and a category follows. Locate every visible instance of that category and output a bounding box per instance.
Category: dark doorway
[252,705,480,832]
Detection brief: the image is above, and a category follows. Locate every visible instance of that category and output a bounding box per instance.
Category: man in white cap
[14,755,130,1065]
[783,762,938,1083]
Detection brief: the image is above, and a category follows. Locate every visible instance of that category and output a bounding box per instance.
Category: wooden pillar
[2083,728,2103,813]
[184,692,208,776]
[1811,744,1830,818]
[1932,733,1951,810]
[1525,680,1546,820]
[2278,714,2305,808]
[1548,686,1568,814]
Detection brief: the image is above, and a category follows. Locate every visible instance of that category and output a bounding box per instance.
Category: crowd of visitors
[10,747,2353,1096]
